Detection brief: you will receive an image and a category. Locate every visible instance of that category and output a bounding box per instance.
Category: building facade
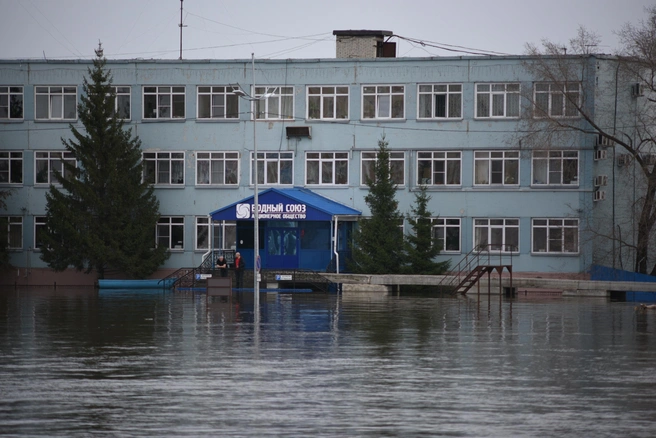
[0,31,637,285]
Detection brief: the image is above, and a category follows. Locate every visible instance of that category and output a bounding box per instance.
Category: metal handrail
[437,244,516,291]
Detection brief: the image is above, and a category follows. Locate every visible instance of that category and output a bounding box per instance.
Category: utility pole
[179,0,186,60]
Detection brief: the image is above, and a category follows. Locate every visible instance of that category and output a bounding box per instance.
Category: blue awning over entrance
[209,188,361,221]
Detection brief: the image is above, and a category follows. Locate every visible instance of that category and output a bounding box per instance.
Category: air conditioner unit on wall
[631,83,644,97]
[286,126,311,139]
[641,153,656,165]
[594,149,607,161]
[596,133,614,147]
[617,154,631,167]
[594,175,608,187]
[594,190,606,202]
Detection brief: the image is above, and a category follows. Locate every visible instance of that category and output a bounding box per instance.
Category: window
[143,152,184,185]
[361,151,405,186]
[474,218,519,252]
[532,219,578,253]
[532,150,579,185]
[306,152,349,185]
[112,86,131,120]
[143,86,185,119]
[196,152,239,186]
[197,86,239,119]
[157,217,184,250]
[34,216,47,250]
[254,86,293,120]
[475,83,520,118]
[418,84,462,119]
[35,151,76,185]
[195,218,236,251]
[252,152,293,185]
[307,86,349,120]
[1,216,22,249]
[362,85,405,119]
[534,83,581,118]
[432,218,461,253]
[474,151,519,185]
[0,86,23,119]
[417,151,461,186]
[35,86,77,120]
[0,151,23,184]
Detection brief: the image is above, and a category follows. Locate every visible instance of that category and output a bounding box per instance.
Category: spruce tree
[350,136,405,274]
[404,185,450,275]
[41,44,169,279]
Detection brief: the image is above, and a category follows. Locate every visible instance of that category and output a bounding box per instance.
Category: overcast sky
[1,0,653,60]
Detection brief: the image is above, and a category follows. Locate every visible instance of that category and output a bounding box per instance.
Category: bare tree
[520,9,656,275]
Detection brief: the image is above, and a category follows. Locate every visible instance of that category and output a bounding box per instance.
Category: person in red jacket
[234,252,245,289]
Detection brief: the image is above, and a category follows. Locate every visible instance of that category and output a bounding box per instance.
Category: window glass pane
[198,95,210,118]
[391,95,404,118]
[336,95,348,119]
[449,94,462,118]
[435,94,446,118]
[308,96,320,119]
[418,94,431,118]
[51,95,63,118]
[492,94,504,116]
[377,95,390,118]
[306,161,319,184]
[506,94,519,117]
[475,160,489,184]
[477,94,489,117]
[321,161,333,184]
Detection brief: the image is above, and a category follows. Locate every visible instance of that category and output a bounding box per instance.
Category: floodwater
[1,288,655,437]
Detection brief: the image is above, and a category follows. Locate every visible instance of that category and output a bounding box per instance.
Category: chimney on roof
[333,30,396,59]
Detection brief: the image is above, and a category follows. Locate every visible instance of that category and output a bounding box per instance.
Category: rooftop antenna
[179,0,187,60]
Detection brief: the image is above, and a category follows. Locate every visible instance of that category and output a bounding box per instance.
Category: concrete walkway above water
[321,273,656,297]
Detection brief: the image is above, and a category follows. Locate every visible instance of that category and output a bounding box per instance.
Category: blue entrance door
[266,227,299,269]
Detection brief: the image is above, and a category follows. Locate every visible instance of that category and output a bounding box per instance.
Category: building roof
[209,188,361,221]
[332,30,393,37]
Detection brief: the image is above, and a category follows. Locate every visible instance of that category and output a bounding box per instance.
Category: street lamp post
[232,53,269,314]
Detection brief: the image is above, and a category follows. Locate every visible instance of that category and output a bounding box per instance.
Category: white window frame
[143,86,186,119]
[253,86,293,120]
[362,85,405,119]
[475,83,520,119]
[474,218,519,252]
[196,151,239,186]
[143,152,185,186]
[35,86,77,121]
[417,151,461,186]
[305,152,349,186]
[196,217,236,251]
[0,86,24,120]
[34,151,76,185]
[532,150,579,186]
[251,151,294,186]
[474,151,519,186]
[534,83,581,118]
[532,218,579,254]
[157,216,184,250]
[418,83,462,119]
[307,86,349,120]
[0,151,23,184]
[1,216,22,249]
[432,218,461,253]
[197,86,239,119]
[361,151,405,186]
[112,86,131,120]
